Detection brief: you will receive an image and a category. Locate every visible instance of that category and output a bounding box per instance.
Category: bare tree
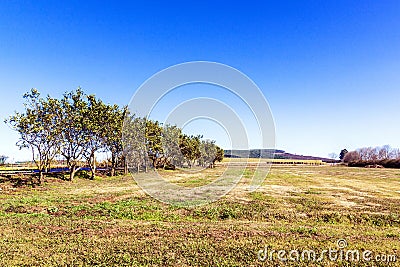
[329,153,338,160]
[391,148,400,159]
[377,145,392,160]
[343,151,361,163]
[357,147,378,162]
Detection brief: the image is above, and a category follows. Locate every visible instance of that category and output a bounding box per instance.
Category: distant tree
[103,105,126,176]
[377,145,392,160]
[161,124,184,168]
[0,155,8,165]
[213,145,224,167]
[145,119,164,168]
[179,134,202,168]
[391,148,400,159]
[6,89,60,184]
[339,149,348,161]
[343,151,361,163]
[123,114,147,173]
[357,147,378,162]
[199,140,217,168]
[329,153,338,160]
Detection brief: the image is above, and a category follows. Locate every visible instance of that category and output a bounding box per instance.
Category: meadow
[0,164,399,266]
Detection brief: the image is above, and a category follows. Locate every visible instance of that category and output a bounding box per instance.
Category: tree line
[340,145,400,168]
[5,88,224,184]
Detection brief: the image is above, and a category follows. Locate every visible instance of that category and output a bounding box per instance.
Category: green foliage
[5,89,61,184]
[339,149,348,161]
[161,124,184,167]
[57,88,89,180]
[123,113,148,172]
[179,134,202,168]
[7,88,225,179]
[102,104,126,176]
[145,119,164,167]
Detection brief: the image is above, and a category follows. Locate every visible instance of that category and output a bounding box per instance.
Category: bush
[348,159,400,169]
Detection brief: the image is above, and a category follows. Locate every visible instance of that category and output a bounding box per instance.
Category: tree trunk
[110,152,116,177]
[110,153,116,177]
[124,156,128,175]
[90,153,96,180]
[69,165,77,181]
[38,171,44,185]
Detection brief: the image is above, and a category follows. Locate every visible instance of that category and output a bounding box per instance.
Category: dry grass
[0,165,399,266]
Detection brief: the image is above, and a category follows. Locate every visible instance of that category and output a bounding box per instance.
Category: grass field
[0,165,399,266]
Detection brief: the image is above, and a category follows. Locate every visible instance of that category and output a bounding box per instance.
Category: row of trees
[341,145,400,168]
[6,88,125,183]
[342,145,400,163]
[6,88,224,184]
[123,118,224,172]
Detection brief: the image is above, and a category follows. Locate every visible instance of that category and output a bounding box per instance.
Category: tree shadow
[0,174,39,187]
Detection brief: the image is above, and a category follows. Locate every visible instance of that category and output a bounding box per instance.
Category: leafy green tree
[6,89,60,184]
[81,95,109,179]
[213,146,224,167]
[161,124,183,168]
[58,88,89,181]
[122,114,147,173]
[145,119,163,168]
[179,134,202,168]
[199,140,217,168]
[103,105,126,176]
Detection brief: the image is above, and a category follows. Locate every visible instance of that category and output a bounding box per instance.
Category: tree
[161,124,183,168]
[213,146,224,167]
[329,153,338,160]
[145,119,164,168]
[58,88,89,181]
[343,151,361,163]
[122,114,147,173]
[199,140,217,168]
[339,149,348,161]
[377,145,392,160]
[103,105,126,176]
[179,134,202,168]
[6,89,60,184]
[0,155,9,165]
[391,148,400,159]
[81,95,108,179]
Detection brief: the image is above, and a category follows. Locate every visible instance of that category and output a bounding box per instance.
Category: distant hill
[224,149,337,163]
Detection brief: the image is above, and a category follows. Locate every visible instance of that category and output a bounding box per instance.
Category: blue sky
[1,1,399,161]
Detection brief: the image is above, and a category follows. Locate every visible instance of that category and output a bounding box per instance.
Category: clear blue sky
[1,1,399,161]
